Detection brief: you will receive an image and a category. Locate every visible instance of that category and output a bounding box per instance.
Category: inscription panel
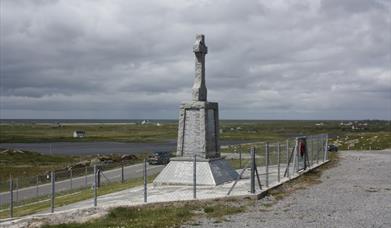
[183,109,202,156]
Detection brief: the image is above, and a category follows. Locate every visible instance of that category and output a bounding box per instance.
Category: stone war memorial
[154,34,239,186]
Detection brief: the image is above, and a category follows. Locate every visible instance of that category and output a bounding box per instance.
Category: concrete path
[0,163,164,206]
[193,150,391,228]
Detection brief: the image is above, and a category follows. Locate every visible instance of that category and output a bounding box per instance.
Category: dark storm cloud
[0,0,390,119]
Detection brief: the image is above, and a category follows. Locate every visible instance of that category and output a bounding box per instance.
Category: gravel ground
[188,150,391,228]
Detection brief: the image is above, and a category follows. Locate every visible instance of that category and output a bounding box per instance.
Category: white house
[141,120,151,125]
[73,130,85,138]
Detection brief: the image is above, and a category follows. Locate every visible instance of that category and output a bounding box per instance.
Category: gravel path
[190,150,391,228]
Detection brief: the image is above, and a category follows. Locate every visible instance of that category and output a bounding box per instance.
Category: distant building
[141,120,151,125]
[73,130,86,138]
[340,122,353,126]
[340,121,368,130]
[352,122,368,130]
[315,122,324,126]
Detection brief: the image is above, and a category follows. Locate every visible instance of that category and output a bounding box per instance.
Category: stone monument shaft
[153,34,239,186]
[175,34,220,159]
[192,34,208,101]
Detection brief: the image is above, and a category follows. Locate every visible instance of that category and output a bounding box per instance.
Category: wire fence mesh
[0,134,329,220]
[226,134,329,195]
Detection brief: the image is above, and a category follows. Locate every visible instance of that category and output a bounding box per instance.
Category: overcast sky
[1,0,390,120]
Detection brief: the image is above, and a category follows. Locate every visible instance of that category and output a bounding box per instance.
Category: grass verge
[43,199,247,228]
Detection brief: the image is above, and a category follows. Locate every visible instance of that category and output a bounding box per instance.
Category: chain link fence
[0,160,163,219]
[227,133,329,194]
[0,134,329,220]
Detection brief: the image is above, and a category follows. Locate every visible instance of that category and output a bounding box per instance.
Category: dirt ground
[187,150,391,228]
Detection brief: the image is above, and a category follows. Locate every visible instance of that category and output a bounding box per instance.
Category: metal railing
[0,160,164,219]
[226,133,329,195]
[0,133,329,220]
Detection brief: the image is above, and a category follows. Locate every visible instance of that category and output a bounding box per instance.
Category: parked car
[327,144,338,152]
[148,151,171,165]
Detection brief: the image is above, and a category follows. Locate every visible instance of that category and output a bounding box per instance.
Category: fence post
[70,168,73,190]
[265,143,269,188]
[0,179,1,207]
[15,178,19,202]
[121,162,124,183]
[239,146,242,169]
[85,166,88,187]
[51,171,55,213]
[286,140,290,178]
[317,136,320,164]
[296,138,300,172]
[36,175,39,197]
[9,176,13,218]
[93,165,97,207]
[324,134,328,162]
[311,136,314,166]
[97,167,101,188]
[250,147,255,193]
[193,155,197,199]
[277,143,280,183]
[144,159,147,203]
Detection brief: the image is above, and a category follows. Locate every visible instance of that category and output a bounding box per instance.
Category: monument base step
[153,158,239,186]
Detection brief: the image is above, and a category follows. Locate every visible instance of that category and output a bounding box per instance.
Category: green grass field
[1,120,389,144]
[0,150,79,183]
[0,123,178,143]
[331,132,391,150]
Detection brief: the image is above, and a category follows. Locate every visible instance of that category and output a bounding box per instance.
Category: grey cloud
[320,0,388,14]
[1,0,390,120]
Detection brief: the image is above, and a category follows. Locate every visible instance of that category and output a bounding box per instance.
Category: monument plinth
[176,101,219,159]
[153,34,238,186]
